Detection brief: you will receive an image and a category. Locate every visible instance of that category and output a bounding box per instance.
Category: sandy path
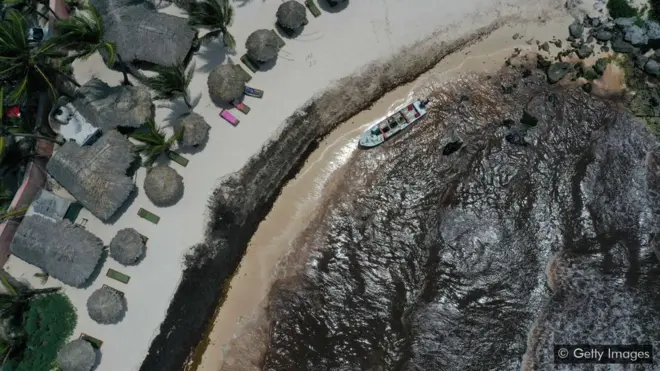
[196,15,578,371]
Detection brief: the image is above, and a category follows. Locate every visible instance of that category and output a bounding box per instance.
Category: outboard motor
[419,99,430,109]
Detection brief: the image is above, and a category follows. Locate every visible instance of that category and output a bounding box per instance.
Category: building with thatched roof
[90,0,197,66]
[10,214,104,287]
[178,112,210,148]
[109,228,146,265]
[246,29,282,63]
[46,131,136,222]
[144,165,184,207]
[207,65,247,104]
[57,339,97,371]
[50,79,153,135]
[87,285,127,324]
[276,1,308,31]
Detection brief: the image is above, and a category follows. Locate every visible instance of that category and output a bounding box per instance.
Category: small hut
[207,64,246,104]
[178,113,211,148]
[109,228,146,266]
[276,1,307,32]
[87,285,126,324]
[246,29,282,63]
[144,165,184,207]
[57,339,97,371]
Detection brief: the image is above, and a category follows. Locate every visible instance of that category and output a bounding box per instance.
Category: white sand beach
[3,0,585,370]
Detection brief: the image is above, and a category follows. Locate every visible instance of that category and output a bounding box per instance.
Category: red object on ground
[415,113,420,118]
[5,106,21,118]
[408,105,413,111]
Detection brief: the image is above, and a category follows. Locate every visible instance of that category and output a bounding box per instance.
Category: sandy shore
[196,13,584,371]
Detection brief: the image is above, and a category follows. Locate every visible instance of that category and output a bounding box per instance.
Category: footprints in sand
[306,54,317,67]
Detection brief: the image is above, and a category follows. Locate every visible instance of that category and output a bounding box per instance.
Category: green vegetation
[607,0,638,18]
[144,62,195,109]
[130,119,183,167]
[188,0,236,49]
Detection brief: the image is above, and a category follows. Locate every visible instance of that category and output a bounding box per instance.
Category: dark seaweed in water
[261,67,660,370]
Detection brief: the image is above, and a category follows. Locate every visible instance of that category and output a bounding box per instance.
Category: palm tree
[187,0,236,50]
[2,0,61,21]
[0,10,78,104]
[52,5,132,86]
[130,119,183,167]
[144,62,194,109]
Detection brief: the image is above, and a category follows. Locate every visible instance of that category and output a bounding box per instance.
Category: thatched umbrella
[109,228,146,266]
[276,1,307,31]
[87,286,126,324]
[144,165,184,207]
[57,339,97,371]
[179,113,211,148]
[246,29,281,63]
[207,64,246,104]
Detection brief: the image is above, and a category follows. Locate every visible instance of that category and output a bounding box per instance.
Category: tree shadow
[81,249,109,289]
[257,56,278,72]
[162,95,201,125]
[105,188,139,226]
[319,0,349,13]
[196,38,232,73]
[178,136,209,155]
[91,348,103,370]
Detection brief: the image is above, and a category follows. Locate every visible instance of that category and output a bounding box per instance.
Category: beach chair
[305,0,322,17]
[244,86,264,98]
[234,65,253,82]
[138,208,160,224]
[167,151,189,167]
[220,110,240,126]
[79,333,103,349]
[241,54,258,73]
[102,284,125,297]
[106,268,130,284]
[272,30,286,48]
[232,100,251,114]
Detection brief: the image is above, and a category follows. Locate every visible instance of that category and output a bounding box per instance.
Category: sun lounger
[272,30,286,48]
[234,65,252,82]
[138,207,160,224]
[80,333,103,349]
[106,268,130,284]
[232,100,251,114]
[244,86,264,98]
[220,110,240,126]
[102,284,125,297]
[167,151,189,167]
[241,54,258,73]
[305,0,321,17]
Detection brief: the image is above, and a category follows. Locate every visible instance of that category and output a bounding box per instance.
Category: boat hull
[358,100,428,148]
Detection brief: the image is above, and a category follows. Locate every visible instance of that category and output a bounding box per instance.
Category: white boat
[358,99,429,148]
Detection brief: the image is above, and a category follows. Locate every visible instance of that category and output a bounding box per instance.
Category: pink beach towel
[220,110,239,126]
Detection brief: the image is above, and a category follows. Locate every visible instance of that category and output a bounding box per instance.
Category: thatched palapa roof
[87,285,127,324]
[178,112,210,148]
[246,29,282,63]
[109,228,146,265]
[144,165,184,207]
[46,131,136,222]
[57,339,97,371]
[10,215,104,287]
[277,1,307,30]
[207,65,247,104]
[90,0,197,66]
[62,79,153,133]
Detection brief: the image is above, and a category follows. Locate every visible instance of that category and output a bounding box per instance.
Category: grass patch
[4,293,77,371]
[607,0,639,18]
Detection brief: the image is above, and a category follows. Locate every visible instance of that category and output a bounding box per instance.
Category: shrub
[650,0,660,20]
[4,293,77,371]
[607,0,638,18]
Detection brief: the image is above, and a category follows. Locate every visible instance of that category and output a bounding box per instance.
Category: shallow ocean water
[255,64,660,371]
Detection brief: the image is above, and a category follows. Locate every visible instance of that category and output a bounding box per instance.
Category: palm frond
[145,62,193,102]
[187,0,234,32]
[51,5,111,63]
[0,273,18,297]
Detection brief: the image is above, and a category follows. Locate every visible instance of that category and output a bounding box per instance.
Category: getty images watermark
[554,345,653,364]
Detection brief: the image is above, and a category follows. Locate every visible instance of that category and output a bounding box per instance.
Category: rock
[587,35,595,43]
[552,39,563,48]
[584,67,599,80]
[522,69,532,78]
[546,62,571,83]
[611,39,634,53]
[646,20,660,41]
[505,125,528,146]
[520,110,538,127]
[576,45,593,59]
[570,41,581,49]
[644,59,660,76]
[540,41,550,52]
[502,118,516,127]
[569,22,584,38]
[537,55,552,70]
[582,82,593,93]
[655,49,660,58]
[614,17,636,29]
[629,88,660,116]
[512,33,520,40]
[595,30,613,41]
[501,84,515,94]
[625,25,649,46]
[635,55,650,70]
[442,141,463,155]
[593,58,609,74]
[601,45,610,53]
[590,17,601,27]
